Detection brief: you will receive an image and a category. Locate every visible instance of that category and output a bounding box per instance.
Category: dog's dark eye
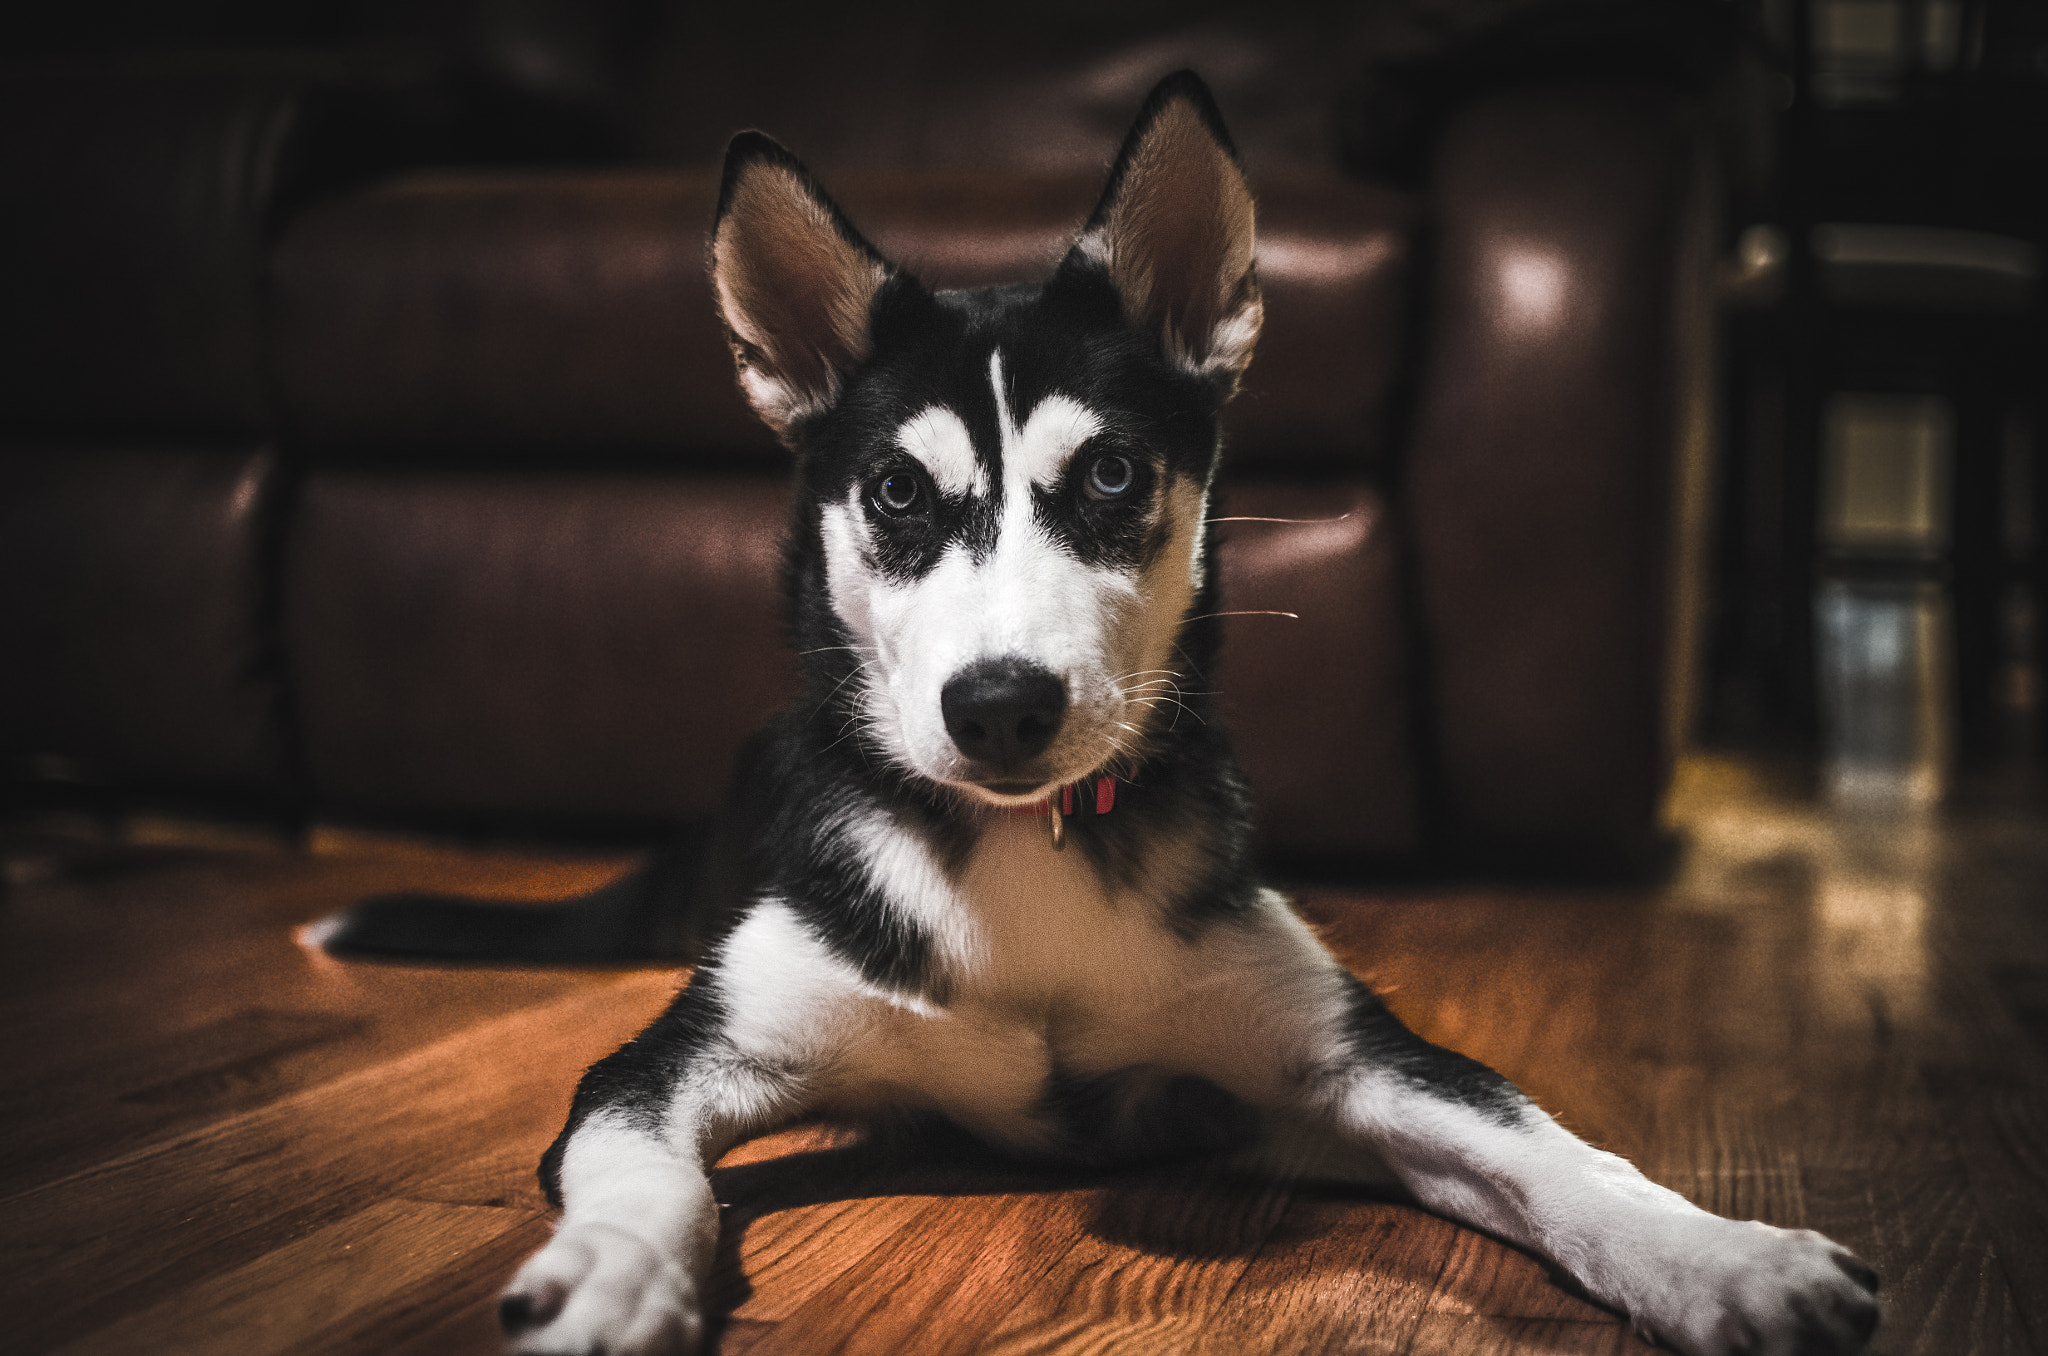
[1084,453,1135,501]
[871,471,923,517]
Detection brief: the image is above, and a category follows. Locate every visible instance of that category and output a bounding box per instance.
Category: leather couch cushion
[1215,479,1419,857]
[286,471,796,823]
[1225,176,1413,472]
[269,168,1410,468]
[0,446,287,792]
[271,172,764,461]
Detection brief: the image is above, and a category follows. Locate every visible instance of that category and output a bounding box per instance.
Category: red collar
[1007,777,1117,818]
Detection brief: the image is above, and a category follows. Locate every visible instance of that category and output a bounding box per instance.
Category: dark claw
[1785,1286,1881,1355]
[500,1291,555,1334]
[1833,1254,1881,1294]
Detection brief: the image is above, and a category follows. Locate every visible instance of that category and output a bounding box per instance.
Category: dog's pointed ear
[1066,71,1261,389]
[711,133,897,439]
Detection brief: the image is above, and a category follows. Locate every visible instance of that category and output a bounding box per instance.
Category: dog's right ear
[711,133,896,440]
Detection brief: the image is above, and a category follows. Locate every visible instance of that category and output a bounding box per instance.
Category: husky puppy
[495,72,1879,1356]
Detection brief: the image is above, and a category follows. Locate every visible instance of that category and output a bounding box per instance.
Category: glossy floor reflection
[1816,578,1952,806]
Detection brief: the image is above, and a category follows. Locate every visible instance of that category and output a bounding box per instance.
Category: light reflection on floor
[1667,755,1934,1029]
[1815,579,1950,807]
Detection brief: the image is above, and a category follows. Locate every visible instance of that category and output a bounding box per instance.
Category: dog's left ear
[711,132,898,440]
[1067,70,1261,389]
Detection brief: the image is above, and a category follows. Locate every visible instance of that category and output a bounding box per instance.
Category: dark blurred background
[2,0,2042,870]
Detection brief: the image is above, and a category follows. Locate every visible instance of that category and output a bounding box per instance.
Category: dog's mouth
[953,773,1062,809]
[951,751,1112,808]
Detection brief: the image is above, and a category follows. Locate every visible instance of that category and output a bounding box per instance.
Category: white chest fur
[849,816,1203,1145]
[711,811,1335,1153]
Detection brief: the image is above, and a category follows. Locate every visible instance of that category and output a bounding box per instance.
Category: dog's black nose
[941,658,1066,770]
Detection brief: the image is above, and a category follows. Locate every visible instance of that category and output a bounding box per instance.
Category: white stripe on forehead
[894,406,983,497]
[989,349,1101,488]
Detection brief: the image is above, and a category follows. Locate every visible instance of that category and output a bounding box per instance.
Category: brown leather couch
[0,13,1708,875]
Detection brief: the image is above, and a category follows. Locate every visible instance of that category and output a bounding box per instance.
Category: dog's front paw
[499,1222,703,1356]
[1632,1219,1879,1356]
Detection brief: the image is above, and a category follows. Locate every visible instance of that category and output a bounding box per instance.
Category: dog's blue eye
[1085,454,1134,501]
[873,472,922,516]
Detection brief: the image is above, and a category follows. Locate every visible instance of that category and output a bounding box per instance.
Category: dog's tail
[304,824,734,965]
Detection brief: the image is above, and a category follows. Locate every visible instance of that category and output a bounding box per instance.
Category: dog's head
[712,71,1259,807]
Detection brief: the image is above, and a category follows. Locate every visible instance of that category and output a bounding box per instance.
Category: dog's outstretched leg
[498,1109,720,1356]
[500,923,829,1356]
[1278,964,1881,1356]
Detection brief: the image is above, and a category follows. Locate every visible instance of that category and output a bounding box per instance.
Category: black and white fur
[495,73,1879,1356]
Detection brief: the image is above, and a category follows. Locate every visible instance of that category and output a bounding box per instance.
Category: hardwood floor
[2,755,2043,1354]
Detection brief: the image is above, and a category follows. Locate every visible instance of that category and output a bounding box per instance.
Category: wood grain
[1,757,2041,1354]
